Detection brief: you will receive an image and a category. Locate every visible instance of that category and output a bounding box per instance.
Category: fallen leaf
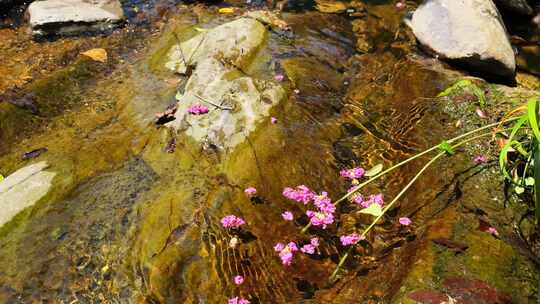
[359,204,383,217]
[22,148,48,160]
[218,7,235,14]
[81,48,108,63]
[365,164,383,177]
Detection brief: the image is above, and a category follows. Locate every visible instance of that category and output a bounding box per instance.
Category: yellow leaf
[81,48,108,63]
[218,7,235,14]
[0,174,3,182]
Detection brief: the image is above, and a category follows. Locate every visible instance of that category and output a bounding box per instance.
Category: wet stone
[27,0,125,37]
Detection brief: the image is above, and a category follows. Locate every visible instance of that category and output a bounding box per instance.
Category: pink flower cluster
[221,215,246,229]
[274,242,298,266]
[340,167,365,180]
[487,227,499,236]
[399,217,412,226]
[300,237,320,255]
[233,275,244,285]
[244,187,257,196]
[188,104,209,115]
[228,297,250,304]
[354,193,384,208]
[306,210,334,229]
[340,233,365,246]
[282,211,293,221]
[283,185,314,204]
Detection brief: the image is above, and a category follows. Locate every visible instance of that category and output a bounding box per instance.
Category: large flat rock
[27,0,124,37]
[0,161,56,227]
[410,0,516,81]
[165,18,285,150]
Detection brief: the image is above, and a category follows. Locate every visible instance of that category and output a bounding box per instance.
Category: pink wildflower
[473,155,488,164]
[271,117,278,124]
[340,167,365,180]
[340,233,364,246]
[301,244,316,254]
[244,187,257,196]
[187,104,209,115]
[359,193,384,208]
[275,241,299,266]
[283,185,314,204]
[306,210,334,229]
[282,211,294,221]
[313,192,335,213]
[399,217,412,226]
[233,275,244,285]
[274,74,285,82]
[487,227,499,237]
[220,215,246,229]
[228,297,250,304]
[395,2,405,11]
[300,237,320,255]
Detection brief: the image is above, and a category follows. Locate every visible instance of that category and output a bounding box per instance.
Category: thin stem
[300,118,517,234]
[193,93,234,110]
[329,131,495,281]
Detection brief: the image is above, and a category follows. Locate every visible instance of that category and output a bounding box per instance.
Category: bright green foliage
[438,140,455,155]
[358,204,383,217]
[437,79,486,107]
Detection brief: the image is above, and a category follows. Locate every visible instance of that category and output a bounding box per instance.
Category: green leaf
[470,85,486,108]
[525,177,535,186]
[359,204,383,217]
[365,164,383,177]
[527,98,540,142]
[515,186,525,194]
[0,174,3,182]
[499,114,529,180]
[533,140,540,224]
[438,140,455,155]
[437,79,472,97]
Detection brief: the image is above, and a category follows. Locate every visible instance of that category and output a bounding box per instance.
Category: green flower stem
[300,119,517,235]
[329,131,495,281]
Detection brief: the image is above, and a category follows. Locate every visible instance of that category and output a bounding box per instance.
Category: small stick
[193,93,233,110]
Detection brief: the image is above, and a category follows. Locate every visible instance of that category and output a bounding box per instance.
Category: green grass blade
[527,98,540,142]
[534,140,540,225]
[500,115,529,180]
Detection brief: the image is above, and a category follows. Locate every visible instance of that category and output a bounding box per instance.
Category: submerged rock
[0,161,55,227]
[410,0,516,81]
[165,18,285,149]
[27,0,124,37]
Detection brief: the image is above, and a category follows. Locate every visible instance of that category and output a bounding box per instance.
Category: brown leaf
[81,48,108,63]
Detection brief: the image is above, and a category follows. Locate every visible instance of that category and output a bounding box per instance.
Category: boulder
[0,161,56,227]
[410,0,516,81]
[165,18,285,149]
[26,0,124,37]
[494,0,533,15]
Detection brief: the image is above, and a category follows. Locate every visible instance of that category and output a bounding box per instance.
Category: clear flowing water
[0,1,539,303]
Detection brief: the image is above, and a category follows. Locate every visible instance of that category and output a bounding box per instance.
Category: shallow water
[0,1,539,303]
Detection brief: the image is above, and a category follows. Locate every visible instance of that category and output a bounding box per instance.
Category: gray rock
[0,161,56,228]
[165,18,286,150]
[493,0,533,15]
[27,0,124,37]
[410,0,516,81]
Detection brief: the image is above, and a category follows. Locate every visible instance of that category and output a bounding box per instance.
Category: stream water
[1,1,539,303]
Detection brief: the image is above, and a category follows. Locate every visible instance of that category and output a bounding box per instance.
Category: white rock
[410,0,516,81]
[27,0,124,36]
[165,18,285,149]
[0,161,56,228]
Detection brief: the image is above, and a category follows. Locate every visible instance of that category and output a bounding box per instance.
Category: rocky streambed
[0,1,540,303]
